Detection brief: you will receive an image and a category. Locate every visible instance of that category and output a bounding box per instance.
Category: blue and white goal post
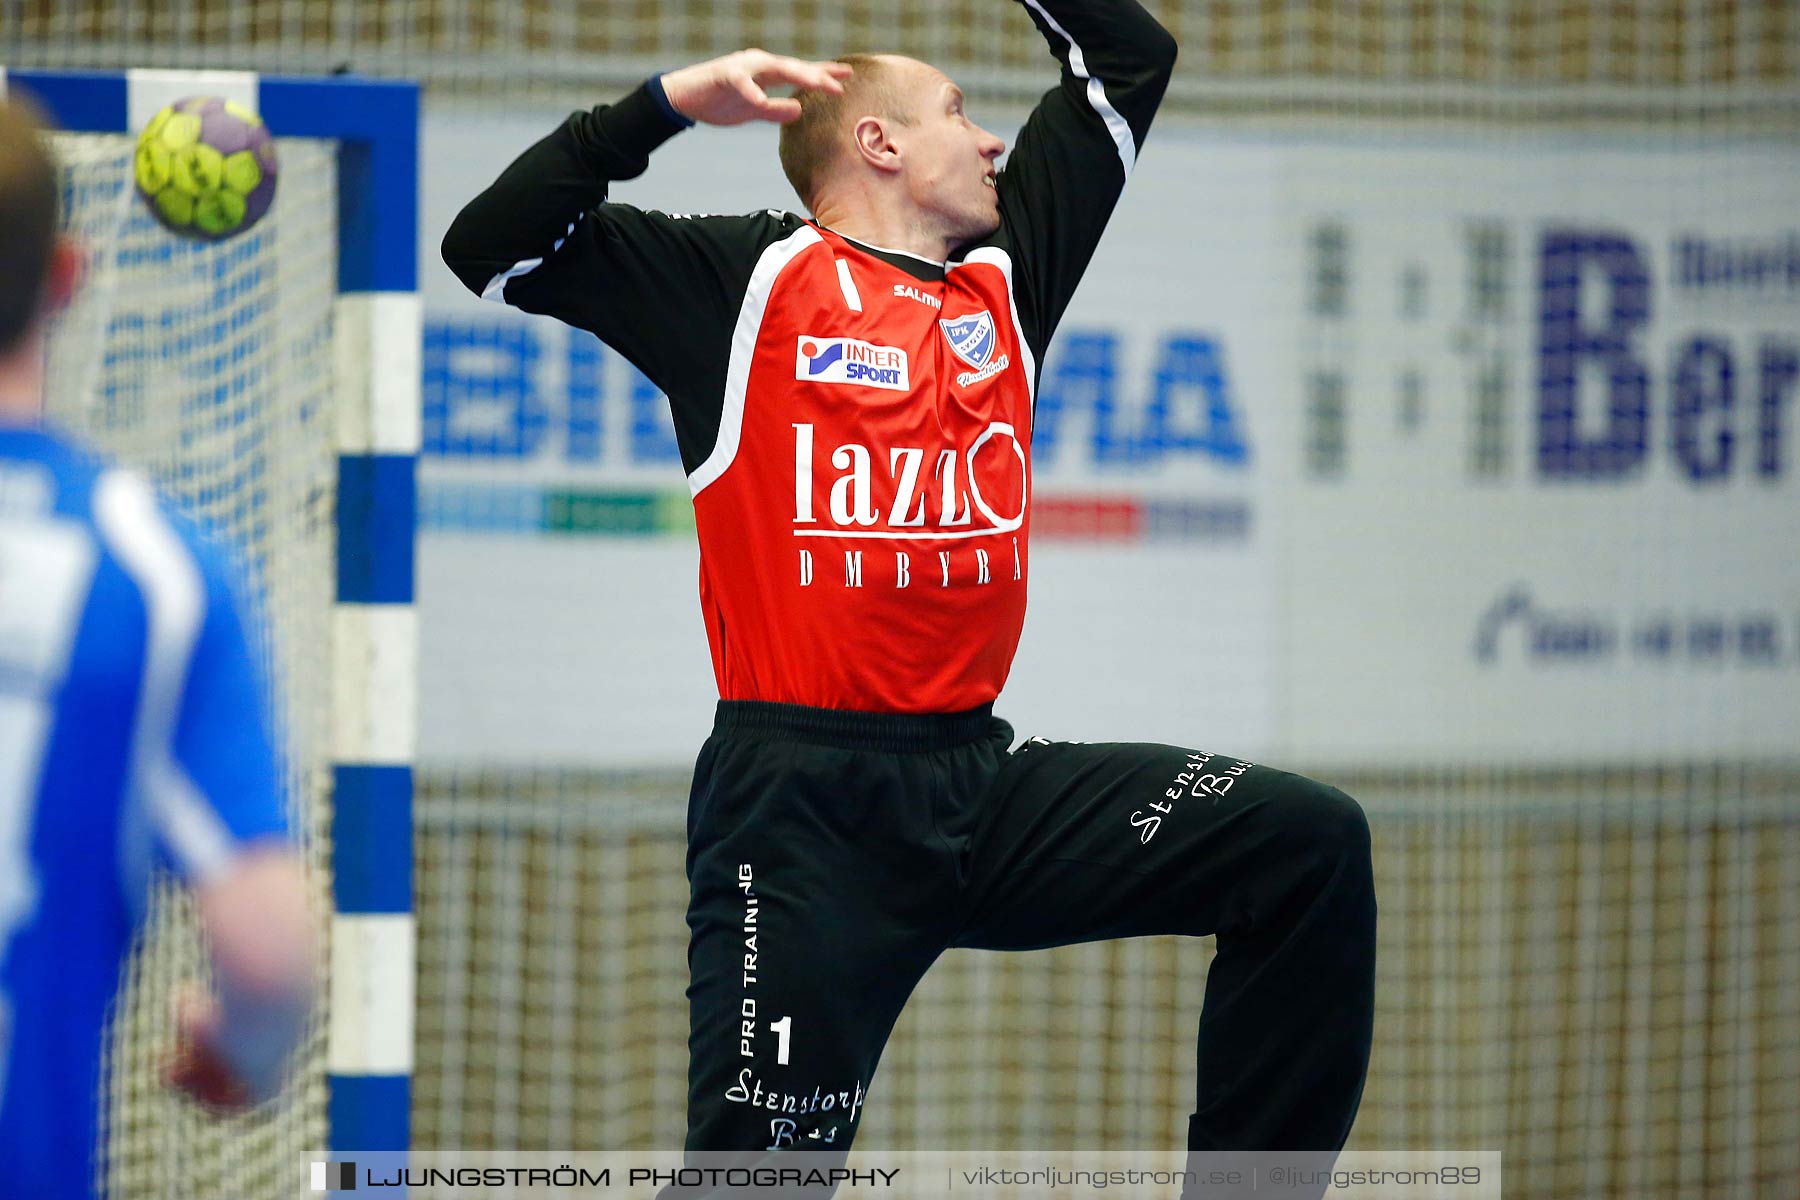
[1,66,420,1156]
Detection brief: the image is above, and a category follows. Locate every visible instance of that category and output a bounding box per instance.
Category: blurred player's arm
[168,849,316,1111]
[440,57,843,473]
[125,506,317,1111]
[991,0,1178,360]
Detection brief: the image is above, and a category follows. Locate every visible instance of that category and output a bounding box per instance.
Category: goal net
[6,0,1797,114]
[45,129,338,1198]
[410,768,1800,1195]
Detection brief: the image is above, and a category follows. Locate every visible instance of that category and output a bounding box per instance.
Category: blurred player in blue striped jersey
[0,99,317,1199]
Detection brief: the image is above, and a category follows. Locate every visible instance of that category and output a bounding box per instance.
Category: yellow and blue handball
[134,96,278,240]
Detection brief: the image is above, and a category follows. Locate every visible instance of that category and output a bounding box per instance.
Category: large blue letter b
[1536,230,1650,479]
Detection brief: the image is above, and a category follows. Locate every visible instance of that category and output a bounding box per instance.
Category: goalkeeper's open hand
[660,50,852,126]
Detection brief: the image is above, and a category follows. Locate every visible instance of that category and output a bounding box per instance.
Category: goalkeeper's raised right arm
[440,57,846,474]
[442,52,843,299]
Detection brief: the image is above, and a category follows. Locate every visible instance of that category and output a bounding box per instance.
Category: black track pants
[680,700,1376,1166]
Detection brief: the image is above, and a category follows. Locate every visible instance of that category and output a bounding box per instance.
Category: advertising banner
[1269,137,1800,762]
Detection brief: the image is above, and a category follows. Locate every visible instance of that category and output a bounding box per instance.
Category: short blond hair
[778,53,919,214]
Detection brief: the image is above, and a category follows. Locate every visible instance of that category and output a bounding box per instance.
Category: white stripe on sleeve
[481,217,582,303]
[1020,0,1138,180]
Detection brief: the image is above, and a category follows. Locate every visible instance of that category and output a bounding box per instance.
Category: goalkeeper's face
[889,59,1006,245]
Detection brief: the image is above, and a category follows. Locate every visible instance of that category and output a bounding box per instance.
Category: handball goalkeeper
[445,0,1376,1180]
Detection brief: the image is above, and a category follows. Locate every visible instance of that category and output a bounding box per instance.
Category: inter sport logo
[795,336,910,391]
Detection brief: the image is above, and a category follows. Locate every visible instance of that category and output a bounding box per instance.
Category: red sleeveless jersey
[688,227,1036,712]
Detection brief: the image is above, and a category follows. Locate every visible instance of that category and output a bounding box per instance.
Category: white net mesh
[8,0,1798,114]
[44,131,339,1199]
[411,769,1800,1196]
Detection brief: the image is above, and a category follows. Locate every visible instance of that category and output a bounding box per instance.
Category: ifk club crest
[939,310,1010,387]
[939,310,996,369]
